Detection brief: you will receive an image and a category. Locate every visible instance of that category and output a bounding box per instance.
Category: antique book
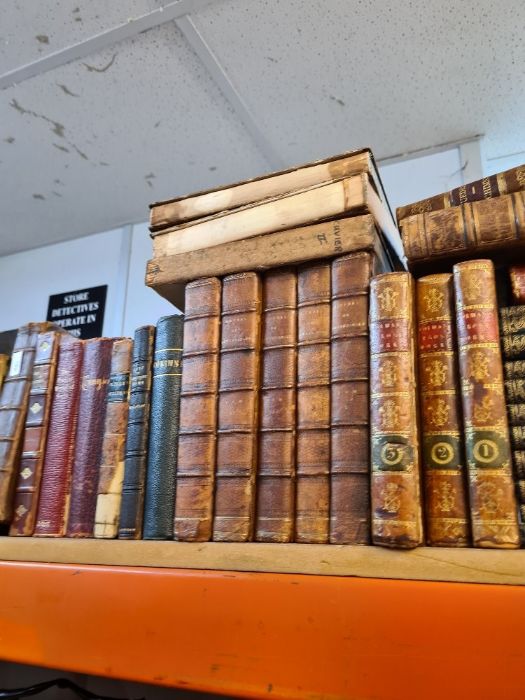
[510,265,525,304]
[416,274,470,546]
[396,163,525,222]
[9,331,60,536]
[143,315,184,539]
[146,215,397,299]
[256,268,297,543]
[499,305,525,335]
[34,336,84,537]
[454,260,520,547]
[175,278,221,541]
[505,360,525,379]
[0,355,8,391]
[501,334,525,361]
[151,174,402,265]
[506,380,525,403]
[512,450,525,531]
[295,261,331,544]
[330,252,376,545]
[511,426,525,449]
[400,191,525,265]
[370,272,423,548]
[150,148,392,229]
[507,404,525,425]
[213,272,262,542]
[66,338,114,537]
[119,325,155,539]
[0,322,55,524]
[94,339,133,539]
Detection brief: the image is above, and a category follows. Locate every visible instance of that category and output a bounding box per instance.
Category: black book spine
[508,404,525,426]
[511,426,525,451]
[143,315,184,539]
[118,325,155,539]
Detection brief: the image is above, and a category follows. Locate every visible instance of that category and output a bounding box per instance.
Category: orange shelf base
[0,561,524,699]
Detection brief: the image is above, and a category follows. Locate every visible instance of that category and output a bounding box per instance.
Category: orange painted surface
[0,562,524,699]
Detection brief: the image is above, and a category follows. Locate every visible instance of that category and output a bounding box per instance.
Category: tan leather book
[151,174,403,266]
[295,261,331,543]
[0,322,58,524]
[213,272,262,541]
[396,163,525,223]
[330,252,376,545]
[370,272,423,548]
[256,268,297,543]
[0,355,8,391]
[9,331,60,536]
[175,277,221,541]
[93,338,133,539]
[400,191,525,266]
[416,274,470,546]
[150,148,392,229]
[453,260,520,548]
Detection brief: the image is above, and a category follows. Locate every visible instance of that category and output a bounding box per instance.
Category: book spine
[500,305,525,335]
[143,315,184,539]
[506,380,525,403]
[510,265,525,304]
[9,332,60,536]
[501,334,525,360]
[396,163,525,222]
[256,268,297,543]
[329,252,374,544]
[416,274,470,546]
[34,336,84,537]
[370,272,423,548]
[295,261,331,543]
[0,324,40,523]
[454,259,520,547]
[66,338,114,537]
[0,355,8,391]
[213,272,262,542]
[400,191,525,264]
[175,278,221,541]
[505,360,525,380]
[93,339,133,539]
[507,404,525,425]
[512,450,525,529]
[118,325,155,539]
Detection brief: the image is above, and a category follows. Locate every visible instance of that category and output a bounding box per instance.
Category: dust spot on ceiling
[154,121,161,128]
[209,166,217,171]
[329,95,346,107]
[4,137,15,144]
[32,193,45,200]
[57,83,79,98]
[52,191,62,198]
[70,144,89,161]
[35,35,49,44]
[83,54,117,73]
[99,161,110,166]
[53,143,70,153]
[144,172,156,188]
[10,98,65,138]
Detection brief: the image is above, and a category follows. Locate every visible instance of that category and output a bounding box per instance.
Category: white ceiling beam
[175,14,286,171]
[0,0,222,91]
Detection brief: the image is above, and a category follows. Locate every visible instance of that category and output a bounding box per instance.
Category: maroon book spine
[66,338,114,537]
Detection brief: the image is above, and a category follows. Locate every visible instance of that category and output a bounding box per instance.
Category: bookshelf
[0,551,523,699]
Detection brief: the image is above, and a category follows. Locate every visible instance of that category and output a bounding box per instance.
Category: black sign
[47,285,107,339]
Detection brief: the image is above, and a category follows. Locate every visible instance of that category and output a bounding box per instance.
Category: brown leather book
[400,191,525,266]
[370,272,423,548]
[66,337,114,537]
[213,272,262,542]
[416,274,470,546]
[510,266,525,304]
[0,322,55,524]
[0,355,8,391]
[256,268,297,543]
[396,163,525,223]
[93,338,133,539]
[454,260,520,547]
[330,252,376,545]
[9,331,61,536]
[295,261,331,543]
[175,277,221,541]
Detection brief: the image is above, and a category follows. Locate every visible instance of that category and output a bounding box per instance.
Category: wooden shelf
[1,540,525,698]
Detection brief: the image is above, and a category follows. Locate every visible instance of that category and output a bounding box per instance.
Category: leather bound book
[416,274,470,546]
[500,306,525,335]
[213,272,262,542]
[400,191,525,266]
[508,404,525,425]
[506,380,525,403]
[256,268,297,543]
[330,252,376,545]
[454,260,520,548]
[9,331,60,536]
[0,355,8,391]
[370,272,423,548]
[94,338,133,538]
[510,266,525,304]
[296,261,330,543]
[66,337,114,537]
[143,315,184,540]
[501,334,525,361]
[119,325,155,539]
[396,163,525,222]
[34,335,84,537]
[0,322,52,524]
[512,451,525,533]
[505,360,525,380]
[175,278,221,541]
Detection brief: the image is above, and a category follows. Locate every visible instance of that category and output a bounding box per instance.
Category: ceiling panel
[0,21,268,255]
[0,0,160,74]
[192,0,525,163]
